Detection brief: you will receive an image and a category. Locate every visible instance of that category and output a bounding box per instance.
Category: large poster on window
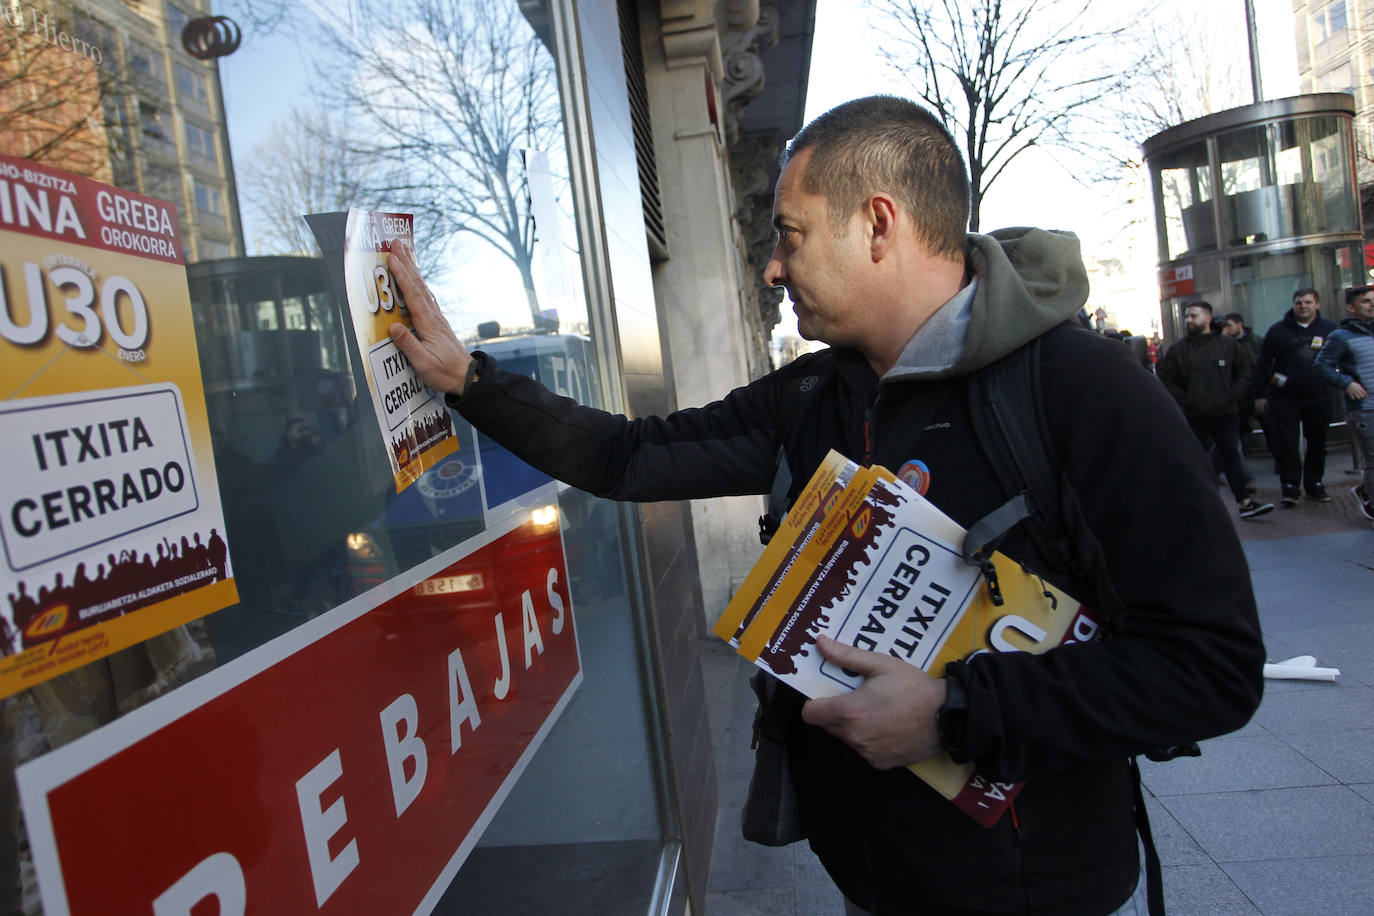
[343,208,459,493]
[0,153,238,699]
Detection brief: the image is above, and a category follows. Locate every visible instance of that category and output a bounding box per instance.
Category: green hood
[887,227,1090,381]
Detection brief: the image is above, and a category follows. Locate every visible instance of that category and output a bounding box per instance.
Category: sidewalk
[702,467,1374,915]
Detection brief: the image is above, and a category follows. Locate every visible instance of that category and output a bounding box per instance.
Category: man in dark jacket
[387,96,1263,915]
[1223,311,1269,470]
[1159,302,1273,518]
[1254,289,1339,505]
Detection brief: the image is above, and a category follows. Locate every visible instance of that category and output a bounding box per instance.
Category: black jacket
[1157,332,1251,417]
[452,230,1263,915]
[1253,310,1339,400]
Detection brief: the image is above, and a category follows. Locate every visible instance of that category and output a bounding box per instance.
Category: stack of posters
[714,451,1100,826]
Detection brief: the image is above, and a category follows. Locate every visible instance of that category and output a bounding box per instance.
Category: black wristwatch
[937,674,969,757]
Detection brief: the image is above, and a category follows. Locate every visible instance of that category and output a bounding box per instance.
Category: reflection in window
[72,11,119,73]
[193,177,224,215]
[128,40,166,94]
[143,162,184,212]
[199,238,231,259]
[138,99,172,148]
[1152,140,1212,259]
[1216,117,1358,246]
[166,3,190,42]
[312,1,586,335]
[175,62,211,108]
[185,119,217,164]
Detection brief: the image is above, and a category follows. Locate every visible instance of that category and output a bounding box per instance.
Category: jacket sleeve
[949,335,1264,781]
[1252,330,1277,398]
[1314,332,1354,390]
[449,350,782,501]
[1155,345,1186,409]
[1231,338,1253,402]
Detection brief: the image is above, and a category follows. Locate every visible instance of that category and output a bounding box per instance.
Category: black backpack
[758,326,1182,914]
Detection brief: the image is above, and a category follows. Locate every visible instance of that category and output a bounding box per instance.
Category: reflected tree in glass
[319,0,563,325]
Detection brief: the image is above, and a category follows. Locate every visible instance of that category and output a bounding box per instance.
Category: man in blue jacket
[1315,286,1374,520]
[1253,289,1339,505]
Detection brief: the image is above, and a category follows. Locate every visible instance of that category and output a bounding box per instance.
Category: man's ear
[865,192,900,261]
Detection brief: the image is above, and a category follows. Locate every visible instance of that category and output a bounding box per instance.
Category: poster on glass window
[343,208,460,493]
[0,153,239,699]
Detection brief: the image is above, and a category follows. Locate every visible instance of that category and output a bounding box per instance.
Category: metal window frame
[545,1,688,912]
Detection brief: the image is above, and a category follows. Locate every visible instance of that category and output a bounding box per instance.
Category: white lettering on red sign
[380,693,429,818]
[151,853,246,916]
[295,749,360,908]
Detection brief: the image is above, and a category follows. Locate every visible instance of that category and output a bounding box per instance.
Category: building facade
[1293,0,1374,236]
[0,1,814,913]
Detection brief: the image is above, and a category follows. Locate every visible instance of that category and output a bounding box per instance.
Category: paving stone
[1248,684,1374,736]
[1352,783,1374,804]
[1160,785,1374,862]
[706,886,798,915]
[1255,617,1374,687]
[1141,733,1335,796]
[1223,854,1374,916]
[1160,864,1261,914]
[1286,728,1374,784]
[795,883,844,916]
[1143,795,1211,867]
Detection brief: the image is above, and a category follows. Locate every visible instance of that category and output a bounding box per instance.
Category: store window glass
[173,61,210,111]
[1229,242,1360,334]
[0,1,664,913]
[126,38,165,94]
[1150,139,1213,260]
[184,119,216,166]
[1217,117,1358,247]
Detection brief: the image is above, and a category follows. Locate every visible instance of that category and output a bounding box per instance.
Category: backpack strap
[963,326,1128,626]
[759,361,836,545]
[758,446,794,545]
[964,325,1172,916]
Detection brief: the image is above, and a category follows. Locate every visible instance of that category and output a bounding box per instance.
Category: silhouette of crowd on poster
[4,528,229,654]
[389,408,455,469]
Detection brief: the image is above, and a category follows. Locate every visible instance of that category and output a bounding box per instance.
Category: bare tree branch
[872,0,1149,231]
[308,0,565,324]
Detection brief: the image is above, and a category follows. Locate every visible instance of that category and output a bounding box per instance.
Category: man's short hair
[1345,285,1373,305]
[1224,312,1245,324]
[784,96,970,261]
[1184,301,1213,315]
[1293,287,1319,301]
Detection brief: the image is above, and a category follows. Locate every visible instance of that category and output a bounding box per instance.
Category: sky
[218,0,1305,340]
[788,0,1303,338]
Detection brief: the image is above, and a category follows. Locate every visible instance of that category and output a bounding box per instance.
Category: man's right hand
[1254,397,1268,416]
[387,241,475,396]
[1347,381,1368,400]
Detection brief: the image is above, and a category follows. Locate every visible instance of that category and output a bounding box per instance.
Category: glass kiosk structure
[1143,93,1364,343]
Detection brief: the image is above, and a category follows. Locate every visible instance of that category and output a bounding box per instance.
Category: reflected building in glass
[1143,93,1364,342]
[0,0,242,260]
[0,1,818,914]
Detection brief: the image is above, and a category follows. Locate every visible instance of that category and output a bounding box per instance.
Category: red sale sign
[17,504,580,915]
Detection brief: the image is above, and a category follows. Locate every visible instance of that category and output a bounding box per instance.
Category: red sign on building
[18,508,580,915]
[1158,264,1196,299]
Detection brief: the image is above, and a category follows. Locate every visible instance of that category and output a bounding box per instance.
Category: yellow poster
[343,208,459,492]
[0,153,238,698]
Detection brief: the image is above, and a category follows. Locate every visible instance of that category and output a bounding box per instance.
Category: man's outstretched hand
[387,241,474,396]
[800,636,948,770]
